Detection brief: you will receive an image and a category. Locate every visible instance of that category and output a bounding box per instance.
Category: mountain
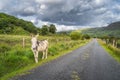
[105,21,120,30]
[82,21,120,38]
[0,13,37,35]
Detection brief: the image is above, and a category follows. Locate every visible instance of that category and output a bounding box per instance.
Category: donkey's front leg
[34,51,38,63]
[31,49,37,63]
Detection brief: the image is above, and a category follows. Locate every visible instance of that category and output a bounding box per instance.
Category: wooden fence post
[23,37,25,48]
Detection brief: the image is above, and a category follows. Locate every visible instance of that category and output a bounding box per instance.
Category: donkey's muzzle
[32,47,37,50]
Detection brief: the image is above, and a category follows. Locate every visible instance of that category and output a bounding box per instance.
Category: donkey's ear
[30,34,34,38]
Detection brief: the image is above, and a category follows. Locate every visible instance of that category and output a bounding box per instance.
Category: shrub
[82,34,90,40]
[70,31,81,40]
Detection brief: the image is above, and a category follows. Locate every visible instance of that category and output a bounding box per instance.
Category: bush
[70,31,81,40]
[82,34,90,40]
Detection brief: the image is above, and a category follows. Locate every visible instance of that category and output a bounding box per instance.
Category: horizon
[0,0,120,31]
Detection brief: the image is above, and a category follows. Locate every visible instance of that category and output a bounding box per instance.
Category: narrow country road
[14,39,120,80]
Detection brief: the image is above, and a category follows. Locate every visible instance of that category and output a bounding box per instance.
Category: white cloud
[0,0,10,10]
[0,2,3,10]
[29,18,78,31]
[23,6,35,13]
[76,13,83,16]
[112,4,120,10]
[89,20,108,27]
[56,25,78,32]
[31,20,35,23]
[40,4,47,10]
[94,7,107,14]
[95,0,103,4]
[35,0,62,4]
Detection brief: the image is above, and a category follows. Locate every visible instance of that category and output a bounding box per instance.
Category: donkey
[31,34,48,63]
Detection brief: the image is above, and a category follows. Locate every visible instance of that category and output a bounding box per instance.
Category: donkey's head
[31,34,39,50]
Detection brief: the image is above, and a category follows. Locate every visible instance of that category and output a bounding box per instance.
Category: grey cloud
[0,0,119,27]
[13,6,37,16]
[36,0,113,26]
[1,0,37,16]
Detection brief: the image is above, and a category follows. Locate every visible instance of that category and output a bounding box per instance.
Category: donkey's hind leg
[42,51,45,59]
[45,48,48,59]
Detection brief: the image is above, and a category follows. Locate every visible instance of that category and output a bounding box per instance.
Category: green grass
[0,35,89,80]
[98,39,120,62]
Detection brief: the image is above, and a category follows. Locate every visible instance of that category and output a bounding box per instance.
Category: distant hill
[0,13,37,35]
[82,21,120,38]
[105,21,120,30]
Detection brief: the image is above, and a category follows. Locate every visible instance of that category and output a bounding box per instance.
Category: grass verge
[98,39,120,62]
[1,40,89,80]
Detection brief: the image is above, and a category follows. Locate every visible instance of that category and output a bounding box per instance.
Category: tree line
[0,13,91,40]
[38,24,57,35]
[70,31,90,40]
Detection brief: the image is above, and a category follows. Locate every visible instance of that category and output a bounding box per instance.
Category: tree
[102,35,109,44]
[36,28,42,34]
[70,31,81,40]
[49,24,57,34]
[41,25,49,35]
[109,36,119,47]
[82,34,90,39]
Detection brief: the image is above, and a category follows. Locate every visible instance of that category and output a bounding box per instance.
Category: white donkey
[31,34,48,63]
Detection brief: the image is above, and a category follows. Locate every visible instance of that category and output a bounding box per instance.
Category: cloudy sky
[0,0,120,31]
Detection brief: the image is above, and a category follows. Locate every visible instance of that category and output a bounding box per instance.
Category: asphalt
[13,39,120,80]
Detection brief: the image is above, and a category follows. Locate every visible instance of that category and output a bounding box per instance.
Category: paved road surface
[14,39,120,80]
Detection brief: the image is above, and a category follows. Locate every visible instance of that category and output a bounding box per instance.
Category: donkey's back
[37,40,48,51]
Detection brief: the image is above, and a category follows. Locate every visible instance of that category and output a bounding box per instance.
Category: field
[0,35,89,79]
